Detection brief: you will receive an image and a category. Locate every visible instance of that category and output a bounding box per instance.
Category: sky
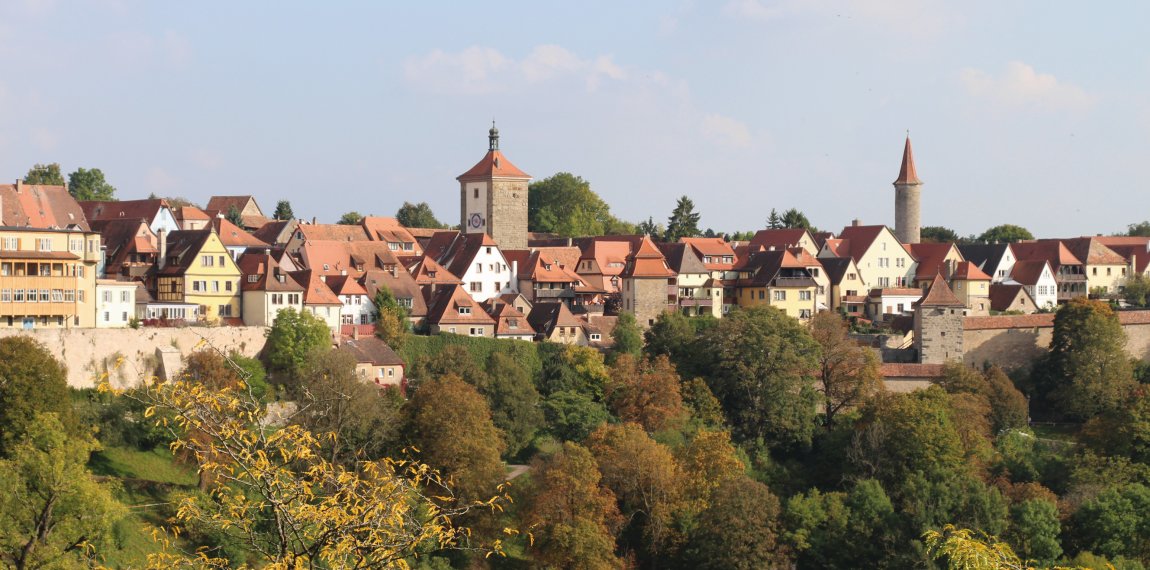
[1,1,1148,239]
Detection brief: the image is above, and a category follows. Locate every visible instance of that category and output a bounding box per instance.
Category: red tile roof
[880,363,943,378]
[1011,241,1082,269]
[893,135,922,185]
[836,225,891,263]
[621,236,676,278]
[211,217,266,248]
[988,283,1032,312]
[917,273,964,307]
[291,270,342,305]
[1007,260,1050,286]
[749,228,811,252]
[908,242,957,280]
[81,199,168,227]
[1059,237,1127,266]
[425,284,497,326]
[952,261,991,281]
[3,184,90,230]
[457,150,531,180]
[296,223,370,242]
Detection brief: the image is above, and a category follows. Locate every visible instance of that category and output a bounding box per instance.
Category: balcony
[1057,273,1088,283]
[772,276,816,287]
[679,298,714,307]
[534,288,574,299]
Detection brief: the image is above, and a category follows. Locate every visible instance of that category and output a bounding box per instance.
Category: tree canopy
[337,211,364,225]
[67,167,117,201]
[1126,221,1150,237]
[396,201,446,229]
[23,163,64,185]
[225,205,244,227]
[0,337,77,455]
[664,195,701,242]
[263,308,332,378]
[978,224,1034,243]
[921,226,961,243]
[528,172,634,237]
[273,200,294,220]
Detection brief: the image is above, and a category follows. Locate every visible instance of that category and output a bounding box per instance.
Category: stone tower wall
[894,183,922,244]
[627,277,670,329]
[487,179,529,250]
[915,306,964,363]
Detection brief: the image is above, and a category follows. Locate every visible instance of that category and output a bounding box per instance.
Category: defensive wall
[961,311,1150,372]
[0,326,269,389]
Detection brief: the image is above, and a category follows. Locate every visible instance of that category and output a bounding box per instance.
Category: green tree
[66,167,116,201]
[528,172,630,237]
[523,442,623,570]
[921,226,960,243]
[542,390,611,442]
[767,209,782,229]
[1071,483,1150,561]
[681,377,725,428]
[700,306,821,449]
[372,286,410,350]
[23,163,64,185]
[636,217,663,237]
[810,311,882,427]
[483,352,545,459]
[337,211,364,225]
[0,337,77,455]
[609,311,642,362]
[293,349,405,466]
[1032,297,1135,419]
[643,310,700,373]
[850,387,967,488]
[977,224,1034,244]
[1126,221,1150,237]
[683,476,787,569]
[784,480,904,568]
[225,205,244,227]
[986,367,1028,432]
[395,201,445,229]
[406,374,506,503]
[536,344,610,399]
[0,413,124,570]
[272,200,294,220]
[1007,499,1062,565]
[1123,274,1150,307]
[664,195,701,242]
[263,308,332,379]
[780,208,815,232]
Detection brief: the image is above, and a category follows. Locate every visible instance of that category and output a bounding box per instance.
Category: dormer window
[458,306,471,315]
[247,275,259,283]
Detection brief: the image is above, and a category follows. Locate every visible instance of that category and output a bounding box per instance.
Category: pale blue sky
[1,1,1147,238]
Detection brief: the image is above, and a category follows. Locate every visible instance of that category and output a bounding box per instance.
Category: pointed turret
[893,133,923,244]
[894,135,922,185]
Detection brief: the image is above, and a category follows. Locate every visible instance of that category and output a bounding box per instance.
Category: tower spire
[894,133,922,185]
[488,120,499,151]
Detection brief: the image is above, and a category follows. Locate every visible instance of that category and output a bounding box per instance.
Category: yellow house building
[155,229,242,322]
[735,250,818,320]
[821,224,916,292]
[0,227,101,329]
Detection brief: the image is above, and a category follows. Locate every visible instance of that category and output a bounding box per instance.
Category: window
[14,289,24,302]
[103,291,113,302]
[758,290,764,299]
[122,311,128,321]
[64,290,75,302]
[121,291,130,302]
[878,258,889,268]
[202,255,215,267]
[878,277,891,287]
[0,289,9,302]
[39,289,49,302]
[773,290,786,301]
[219,255,226,266]
[475,263,482,273]
[36,238,52,252]
[897,303,904,312]
[896,258,905,268]
[1,237,17,250]
[248,274,259,283]
[508,318,518,329]
[1092,267,1098,276]
[848,272,857,280]
[70,239,81,252]
[0,263,8,276]
[590,333,601,341]
[799,290,812,300]
[212,281,220,293]
[470,282,482,292]
[219,304,233,317]
[473,188,479,199]
[289,293,300,304]
[469,327,484,336]
[458,306,471,315]
[104,312,110,322]
[799,309,812,319]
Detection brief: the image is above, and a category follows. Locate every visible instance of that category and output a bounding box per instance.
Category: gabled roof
[1096,236,1150,248]
[989,283,1034,313]
[157,230,215,275]
[958,243,1013,274]
[403,255,463,286]
[424,231,502,280]
[952,261,991,281]
[296,223,370,242]
[578,239,633,275]
[1059,237,1127,266]
[894,135,922,185]
[917,273,964,307]
[811,231,836,250]
[361,268,427,318]
[340,337,405,367]
[749,228,813,253]
[173,206,211,222]
[81,199,168,227]
[818,256,858,285]
[835,225,894,262]
[1011,241,1082,270]
[1105,243,1150,275]
[482,299,536,336]
[211,217,266,248]
[425,284,496,326]
[93,219,157,273]
[2,184,90,230]
[457,150,531,180]
[361,217,420,253]
[251,219,297,246]
[908,242,958,280]
[1007,260,1051,286]
[325,274,368,296]
[658,242,708,275]
[291,270,342,306]
[680,237,736,270]
[206,195,263,216]
[740,250,815,287]
[236,252,305,293]
[527,302,583,336]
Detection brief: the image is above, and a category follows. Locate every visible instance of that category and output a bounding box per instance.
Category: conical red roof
[894,135,922,185]
[918,273,963,307]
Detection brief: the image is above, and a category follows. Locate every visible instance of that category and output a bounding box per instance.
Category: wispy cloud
[403,44,626,95]
[960,62,1095,112]
[701,113,753,148]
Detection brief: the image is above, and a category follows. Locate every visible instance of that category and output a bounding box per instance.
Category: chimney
[15,179,22,193]
[312,216,317,225]
[157,229,168,268]
[852,219,861,227]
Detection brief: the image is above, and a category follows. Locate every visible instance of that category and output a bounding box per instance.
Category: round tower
[893,134,922,244]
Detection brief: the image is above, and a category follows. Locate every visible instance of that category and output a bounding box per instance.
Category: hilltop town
[3,126,1148,388]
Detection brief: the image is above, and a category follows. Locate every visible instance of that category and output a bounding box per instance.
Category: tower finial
[489,120,500,151]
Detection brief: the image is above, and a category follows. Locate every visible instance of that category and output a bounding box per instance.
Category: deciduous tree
[920,226,961,243]
[483,352,545,459]
[809,311,882,427]
[337,211,364,225]
[0,337,77,455]
[683,477,787,570]
[396,201,445,229]
[0,414,124,570]
[528,172,631,237]
[977,224,1034,244]
[372,285,410,350]
[23,163,64,185]
[263,308,332,379]
[605,354,686,433]
[609,311,642,362]
[67,167,117,201]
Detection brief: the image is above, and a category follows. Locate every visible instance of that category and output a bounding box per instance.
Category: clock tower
[457,123,531,250]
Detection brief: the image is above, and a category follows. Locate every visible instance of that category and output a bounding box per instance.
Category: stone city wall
[961,311,1150,371]
[0,326,269,389]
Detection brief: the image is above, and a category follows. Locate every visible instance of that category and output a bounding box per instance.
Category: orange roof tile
[457,150,531,180]
[918,273,964,307]
[952,260,991,281]
[894,135,922,185]
[622,236,676,278]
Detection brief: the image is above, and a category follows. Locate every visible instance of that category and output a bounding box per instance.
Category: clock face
[469,213,485,229]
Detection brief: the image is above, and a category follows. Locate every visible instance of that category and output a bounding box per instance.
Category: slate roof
[424,231,501,280]
[157,230,214,276]
[958,243,1012,275]
[818,257,856,285]
[749,228,813,253]
[527,302,582,337]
